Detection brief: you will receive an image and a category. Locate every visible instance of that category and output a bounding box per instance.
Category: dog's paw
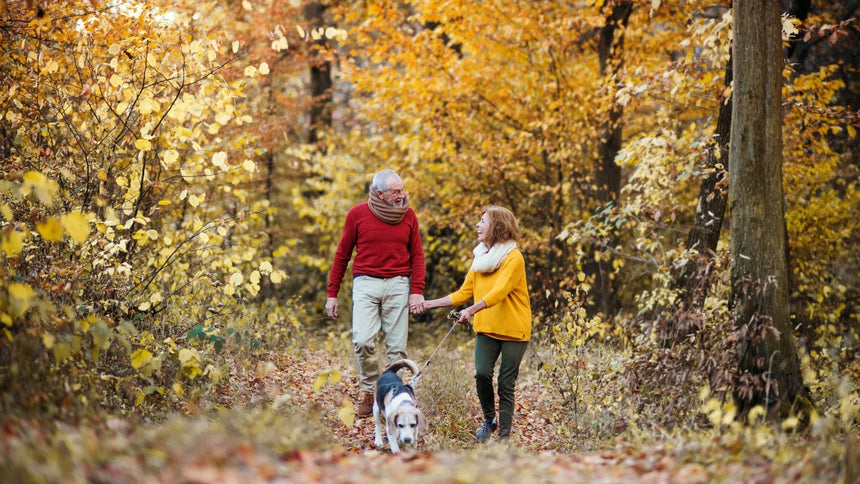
[374,437,384,448]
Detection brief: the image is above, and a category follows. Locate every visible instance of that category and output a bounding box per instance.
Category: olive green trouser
[474,333,528,437]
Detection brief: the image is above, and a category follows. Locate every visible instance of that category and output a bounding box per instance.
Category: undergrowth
[1,300,858,482]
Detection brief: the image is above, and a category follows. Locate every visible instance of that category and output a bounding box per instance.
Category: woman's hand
[456,310,471,325]
[457,300,487,324]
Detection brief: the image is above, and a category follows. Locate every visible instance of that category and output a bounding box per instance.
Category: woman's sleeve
[448,270,475,306]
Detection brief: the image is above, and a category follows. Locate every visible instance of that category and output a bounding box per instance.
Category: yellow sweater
[448,248,532,341]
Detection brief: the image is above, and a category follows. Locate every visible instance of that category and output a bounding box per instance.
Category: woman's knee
[475,368,494,385]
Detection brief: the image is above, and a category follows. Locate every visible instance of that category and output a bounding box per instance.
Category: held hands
[408,294,425,314]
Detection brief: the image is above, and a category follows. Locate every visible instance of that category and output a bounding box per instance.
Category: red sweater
[327,202,425,298]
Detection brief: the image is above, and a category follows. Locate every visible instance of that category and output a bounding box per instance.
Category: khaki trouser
[351,275,410,393]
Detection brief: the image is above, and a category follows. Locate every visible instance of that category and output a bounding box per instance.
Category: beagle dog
[373,359,427,453]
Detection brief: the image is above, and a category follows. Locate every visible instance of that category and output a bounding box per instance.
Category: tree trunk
[585,1,632,318]
[304,1,333,146]
[729,0,808,418]
[674,53,732,308]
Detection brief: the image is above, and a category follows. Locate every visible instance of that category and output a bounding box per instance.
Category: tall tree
[586,0,633,317]
[729,0,807,417]
[674,51,732,309]
[304,1,333,146]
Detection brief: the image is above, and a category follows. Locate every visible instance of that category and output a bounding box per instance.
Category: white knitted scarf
[470,241,517,273]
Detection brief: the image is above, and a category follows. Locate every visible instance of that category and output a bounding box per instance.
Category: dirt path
[235,346,811,483]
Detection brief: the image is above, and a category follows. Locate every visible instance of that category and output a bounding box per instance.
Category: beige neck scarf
[368,189,410,224]
[470,241,517,273]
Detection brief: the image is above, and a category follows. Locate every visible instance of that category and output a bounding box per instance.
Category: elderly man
[326,169,426,417]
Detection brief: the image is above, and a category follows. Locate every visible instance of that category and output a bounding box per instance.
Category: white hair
[370,169,402,193]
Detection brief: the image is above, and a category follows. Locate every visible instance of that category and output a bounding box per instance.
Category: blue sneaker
[475,417,498,443]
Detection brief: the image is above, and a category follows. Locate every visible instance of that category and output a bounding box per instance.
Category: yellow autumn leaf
[781,416,800,431]
[313,368,343,392]
[42,332,55,349]
[313,373,328,391]
[232,40,240,53]
[296,25,305,39]
[172,382,184,397]
[212,151,228,171]
[270,270,286,284]
[179,348,202,379]
[1,203,13,222]
[37,217,64,242]
[229,272,244,286]
[8,282,34,318]
[22,170,59,205]
[130,348,153,369]
[161,149,179,165]
[109,74,123,87]
[134,138,152,151]
[244,65,257,77]
[61,211,92,243]
[53,342,72,363]
[259,62,270,75]
[243,159,256,172]
[259,261,273,274]
[108,43,121,55]
[250,270,261,284]
[205,364,223,383]
[271,36,288,51]
[747,405,766,424]
[337,398,356,427]
[1,229,25,257]
[179,348,199,365]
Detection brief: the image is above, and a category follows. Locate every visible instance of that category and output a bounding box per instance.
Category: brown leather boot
[356,391,374,418]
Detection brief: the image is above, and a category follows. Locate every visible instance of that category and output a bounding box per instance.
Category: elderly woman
[421,205,532,443]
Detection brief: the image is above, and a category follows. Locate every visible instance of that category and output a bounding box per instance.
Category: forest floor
[1,326,849,483]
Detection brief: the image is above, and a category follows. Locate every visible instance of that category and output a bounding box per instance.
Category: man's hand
[408,294,425,314]
[325,297,339,319]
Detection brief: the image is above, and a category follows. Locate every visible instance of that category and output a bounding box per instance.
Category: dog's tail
[385,358,419,376]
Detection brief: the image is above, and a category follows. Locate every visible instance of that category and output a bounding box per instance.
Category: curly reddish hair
[482,205,520,246]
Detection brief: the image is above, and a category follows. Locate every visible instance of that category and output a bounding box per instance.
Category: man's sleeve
[327,210,357,298]
[408,212,426,295]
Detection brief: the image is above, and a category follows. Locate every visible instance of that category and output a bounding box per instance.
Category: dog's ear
[386,409,399,433]
[416,411,428,438]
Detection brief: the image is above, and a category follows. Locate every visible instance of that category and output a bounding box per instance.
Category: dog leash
[409,310,462,387]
